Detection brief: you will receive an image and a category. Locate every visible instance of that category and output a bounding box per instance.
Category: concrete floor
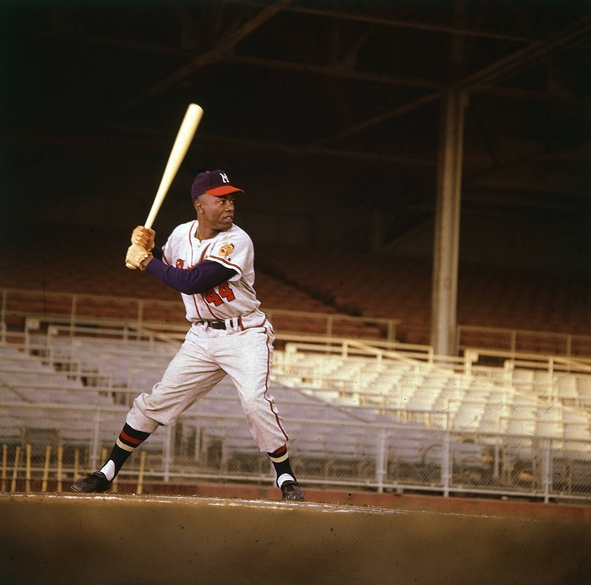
[1,493,591,585]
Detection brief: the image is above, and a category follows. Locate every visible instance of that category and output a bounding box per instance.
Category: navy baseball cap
[191,170,244,200]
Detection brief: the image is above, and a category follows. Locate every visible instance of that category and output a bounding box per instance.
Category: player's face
[195,193,235,233]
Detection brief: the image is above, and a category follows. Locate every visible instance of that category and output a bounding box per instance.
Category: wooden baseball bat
[126,103,204,269]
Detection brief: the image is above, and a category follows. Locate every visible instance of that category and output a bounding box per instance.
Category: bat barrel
[143,103,203,230]
[126,103,203,269]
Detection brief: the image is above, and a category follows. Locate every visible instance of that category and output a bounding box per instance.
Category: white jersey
[161,221,262,322]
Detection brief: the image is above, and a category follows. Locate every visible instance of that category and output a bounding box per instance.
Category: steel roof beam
[460,12,591,89]
[224,0,535,43]
[118,0,293,111]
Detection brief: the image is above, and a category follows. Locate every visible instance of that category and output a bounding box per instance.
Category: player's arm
[145,258,237,295]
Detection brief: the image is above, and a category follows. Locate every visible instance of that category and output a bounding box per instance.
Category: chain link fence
[2,402,591,502]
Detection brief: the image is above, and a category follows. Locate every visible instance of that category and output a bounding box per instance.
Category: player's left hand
[131,226,156,251]
[125,244,152,270]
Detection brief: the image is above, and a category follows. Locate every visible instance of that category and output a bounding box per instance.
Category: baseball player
[72,169,304,501]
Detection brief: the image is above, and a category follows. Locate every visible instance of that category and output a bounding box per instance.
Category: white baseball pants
[126,319,289,453]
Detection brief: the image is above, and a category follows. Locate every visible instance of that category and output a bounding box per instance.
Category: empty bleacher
[3,228,591,499]
[256,245,591,354]
[272,343,591,446]
[1,334,393,482]
[0,343,113,407]
[3,324,591,499]
[0,227,387,340]
[4,227,591,354]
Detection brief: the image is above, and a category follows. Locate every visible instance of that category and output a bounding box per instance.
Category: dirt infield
[1,493,590,585]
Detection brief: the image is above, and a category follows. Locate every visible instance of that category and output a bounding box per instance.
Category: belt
[198,318,238,330]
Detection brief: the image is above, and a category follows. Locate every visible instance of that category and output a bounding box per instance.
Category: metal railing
[458,324,591,359]
[10,319,591,414]
[8,318,591,432]
[0,288,399,341]
[4,287,589,358]
[274,340,591,390]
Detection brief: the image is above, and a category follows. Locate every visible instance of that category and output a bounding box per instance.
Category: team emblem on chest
[217,243,234,258]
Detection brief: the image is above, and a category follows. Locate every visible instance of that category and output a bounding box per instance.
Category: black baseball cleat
[71,471,112,493]
[280,481,304,501]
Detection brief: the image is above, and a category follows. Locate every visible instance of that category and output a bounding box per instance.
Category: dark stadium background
[1,0,590,301]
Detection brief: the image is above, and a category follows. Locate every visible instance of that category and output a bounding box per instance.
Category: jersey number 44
[205,281,236,306]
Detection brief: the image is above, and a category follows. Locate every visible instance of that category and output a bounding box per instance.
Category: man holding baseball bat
[72,169,304,501]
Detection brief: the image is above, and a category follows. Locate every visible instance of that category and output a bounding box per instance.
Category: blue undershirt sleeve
[145,258,237,295]
[152,246,163,261]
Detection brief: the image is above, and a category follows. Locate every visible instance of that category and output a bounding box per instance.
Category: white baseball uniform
[126,220,289,453]
[162,220,261,321]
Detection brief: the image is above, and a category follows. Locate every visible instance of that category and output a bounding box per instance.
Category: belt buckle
[210,320,226,330]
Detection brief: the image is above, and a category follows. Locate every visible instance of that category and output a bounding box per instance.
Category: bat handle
[126,221,154,269]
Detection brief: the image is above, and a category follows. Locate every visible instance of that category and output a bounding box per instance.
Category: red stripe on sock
[120,430,144,446]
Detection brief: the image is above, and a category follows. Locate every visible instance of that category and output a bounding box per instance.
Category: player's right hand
[131,226,156,251]
[125,244,152,270]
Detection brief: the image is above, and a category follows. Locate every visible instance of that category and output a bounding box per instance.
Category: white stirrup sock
[100,460,116,481]
[277,473,296,488]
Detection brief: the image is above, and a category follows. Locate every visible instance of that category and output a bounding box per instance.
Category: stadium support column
[431,87,467,357]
